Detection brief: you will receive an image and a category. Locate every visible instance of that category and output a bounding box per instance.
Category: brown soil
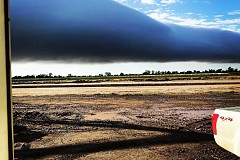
[13,81,240,160]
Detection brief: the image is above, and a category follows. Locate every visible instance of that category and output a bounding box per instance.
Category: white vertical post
[0,0,13,159]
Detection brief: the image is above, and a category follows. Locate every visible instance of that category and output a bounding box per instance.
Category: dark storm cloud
[11,0,240,63]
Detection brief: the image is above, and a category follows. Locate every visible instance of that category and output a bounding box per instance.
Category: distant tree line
[12,73,63,79]
[12,67,240,79]
[142,67,239,75]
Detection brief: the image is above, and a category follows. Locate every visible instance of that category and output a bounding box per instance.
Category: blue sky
[114,0,240,32]
[11,0,240,76]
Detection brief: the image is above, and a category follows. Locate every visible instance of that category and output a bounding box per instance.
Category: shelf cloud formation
[11,0,240,63]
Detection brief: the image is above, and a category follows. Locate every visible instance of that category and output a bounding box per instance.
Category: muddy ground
[13,82,240,160]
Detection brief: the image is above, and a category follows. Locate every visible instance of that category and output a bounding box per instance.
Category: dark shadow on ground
[21,119,200,133]
[14,125,46,143]
[14,120,214,159]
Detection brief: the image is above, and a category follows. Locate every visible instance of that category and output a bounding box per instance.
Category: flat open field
[13,79,240,159]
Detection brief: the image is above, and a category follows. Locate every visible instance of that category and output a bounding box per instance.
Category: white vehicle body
[212,107,240,157]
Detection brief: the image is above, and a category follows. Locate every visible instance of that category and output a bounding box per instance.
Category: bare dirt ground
[13,80,240,159]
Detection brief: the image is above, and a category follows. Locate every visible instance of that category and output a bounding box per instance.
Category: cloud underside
[11,0,240,63]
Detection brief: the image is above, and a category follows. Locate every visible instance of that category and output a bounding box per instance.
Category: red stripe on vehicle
[212,113,219,135]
